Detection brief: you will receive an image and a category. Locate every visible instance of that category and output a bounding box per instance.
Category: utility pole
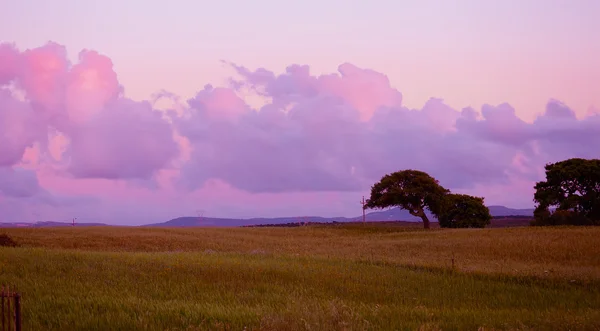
[196,210,205,225]
[361,196,366,224]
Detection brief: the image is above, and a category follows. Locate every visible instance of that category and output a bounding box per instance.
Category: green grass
[1,225,600,330]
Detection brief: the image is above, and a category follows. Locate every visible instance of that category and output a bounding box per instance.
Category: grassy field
[1,224,599,330]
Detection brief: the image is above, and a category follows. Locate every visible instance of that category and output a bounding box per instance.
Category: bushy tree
[437,194,491,228]
[533,158,600,226]
[364,170,449,229]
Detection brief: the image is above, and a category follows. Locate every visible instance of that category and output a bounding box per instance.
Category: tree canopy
[533,158,600,226]
[365,169,493,229]
[364,170,449,229]
[437,194,491,228]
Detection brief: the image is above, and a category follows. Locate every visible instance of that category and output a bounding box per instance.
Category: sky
[0,0,599,225]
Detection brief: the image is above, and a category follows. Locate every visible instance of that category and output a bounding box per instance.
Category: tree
[364,170,449,229]
[437,194,491,228]
[533,158,600,226]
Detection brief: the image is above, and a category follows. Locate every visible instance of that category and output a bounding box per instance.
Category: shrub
[0,233,19,247]
[438,194,492,228]
[530,209,599,226]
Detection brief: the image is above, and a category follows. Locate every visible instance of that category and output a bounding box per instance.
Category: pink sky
[0,1,599,225]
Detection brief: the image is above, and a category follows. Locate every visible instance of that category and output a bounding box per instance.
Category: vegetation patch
[1,226,599,330]
[0,233,18,247]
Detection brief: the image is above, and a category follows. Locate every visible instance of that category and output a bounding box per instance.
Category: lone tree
[437,193,491,228]
[364,170,449,229]
[533,158,600,226]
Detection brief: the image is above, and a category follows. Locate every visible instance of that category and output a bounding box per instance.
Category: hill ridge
[0,205,534,228]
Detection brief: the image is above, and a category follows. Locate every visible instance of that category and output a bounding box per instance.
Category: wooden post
[1,285,5,331]
[14,293,21,331]
[6,286,12,331]
[7,286,11,331]
[361,196,366,224]
[0,285,21,331]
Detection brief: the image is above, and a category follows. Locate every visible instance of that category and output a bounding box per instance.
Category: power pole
[196,210,205,225]
[361,196,366,224]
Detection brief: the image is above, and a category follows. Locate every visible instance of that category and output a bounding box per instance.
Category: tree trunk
[409,208,431,229]
[420,213,431,229]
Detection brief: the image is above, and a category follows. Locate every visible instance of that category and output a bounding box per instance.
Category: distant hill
[245,218,534,228]
[0,205,535,228]
[142,215,351,227]
[0,221,108,228]
[362,205,534,222]
[486,205,534,217]
[144,205,535,227]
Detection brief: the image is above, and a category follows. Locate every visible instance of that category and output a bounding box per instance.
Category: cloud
[0,43,20,85]
[229,62,403,122]
[13,42,72,128]
[174,83,368,193]
[66,97,179,180]
[457,99,600,172]
[1,41,599,223]
[0,89,44,167]
[0,167,41,198]
[0,42,179,181]
[0,166,94,212]
[177,63,600,194]
[532,100,600,162]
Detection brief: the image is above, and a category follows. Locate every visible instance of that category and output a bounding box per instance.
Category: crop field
[1,224,599,330]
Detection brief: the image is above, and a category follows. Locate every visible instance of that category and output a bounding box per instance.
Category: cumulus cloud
[229,62,403,122]
[1,41,599,217]
[0,88,44,166]
[0,43,20,85]
[175,62,600,194]
[0,42,179,180]
[66,97,179,179]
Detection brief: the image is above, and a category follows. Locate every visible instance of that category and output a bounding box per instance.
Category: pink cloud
[0,42,179,182]
[66,49,122,125]
[230,62,403,121]
[18,42,70,123]
[0,89,43,166]
[0,43,20,85]
[66,98,179,180]
[1,41,599,224]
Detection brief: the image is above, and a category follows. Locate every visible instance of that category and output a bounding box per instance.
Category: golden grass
[1,225,599,330]
[5,225,600,281]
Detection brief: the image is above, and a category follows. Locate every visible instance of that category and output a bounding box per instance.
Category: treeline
[531,158,600,226]
[492,215,534,219]
[364,158,600,229]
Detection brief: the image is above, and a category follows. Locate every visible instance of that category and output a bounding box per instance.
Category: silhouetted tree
[364,170,449,229]
[437,194,491,228]
[532,158,600,226]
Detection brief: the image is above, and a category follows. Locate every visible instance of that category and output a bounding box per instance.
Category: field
[1,224,599,330]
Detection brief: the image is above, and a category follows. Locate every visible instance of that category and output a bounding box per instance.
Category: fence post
[14,293,21,331]
[7,286,11,331]
[0,285,21,331]
[1,285,4,331]
[8,286,12,331]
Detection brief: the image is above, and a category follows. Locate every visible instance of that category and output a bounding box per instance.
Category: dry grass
[1,225,599,330]
[5,225,600,281]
